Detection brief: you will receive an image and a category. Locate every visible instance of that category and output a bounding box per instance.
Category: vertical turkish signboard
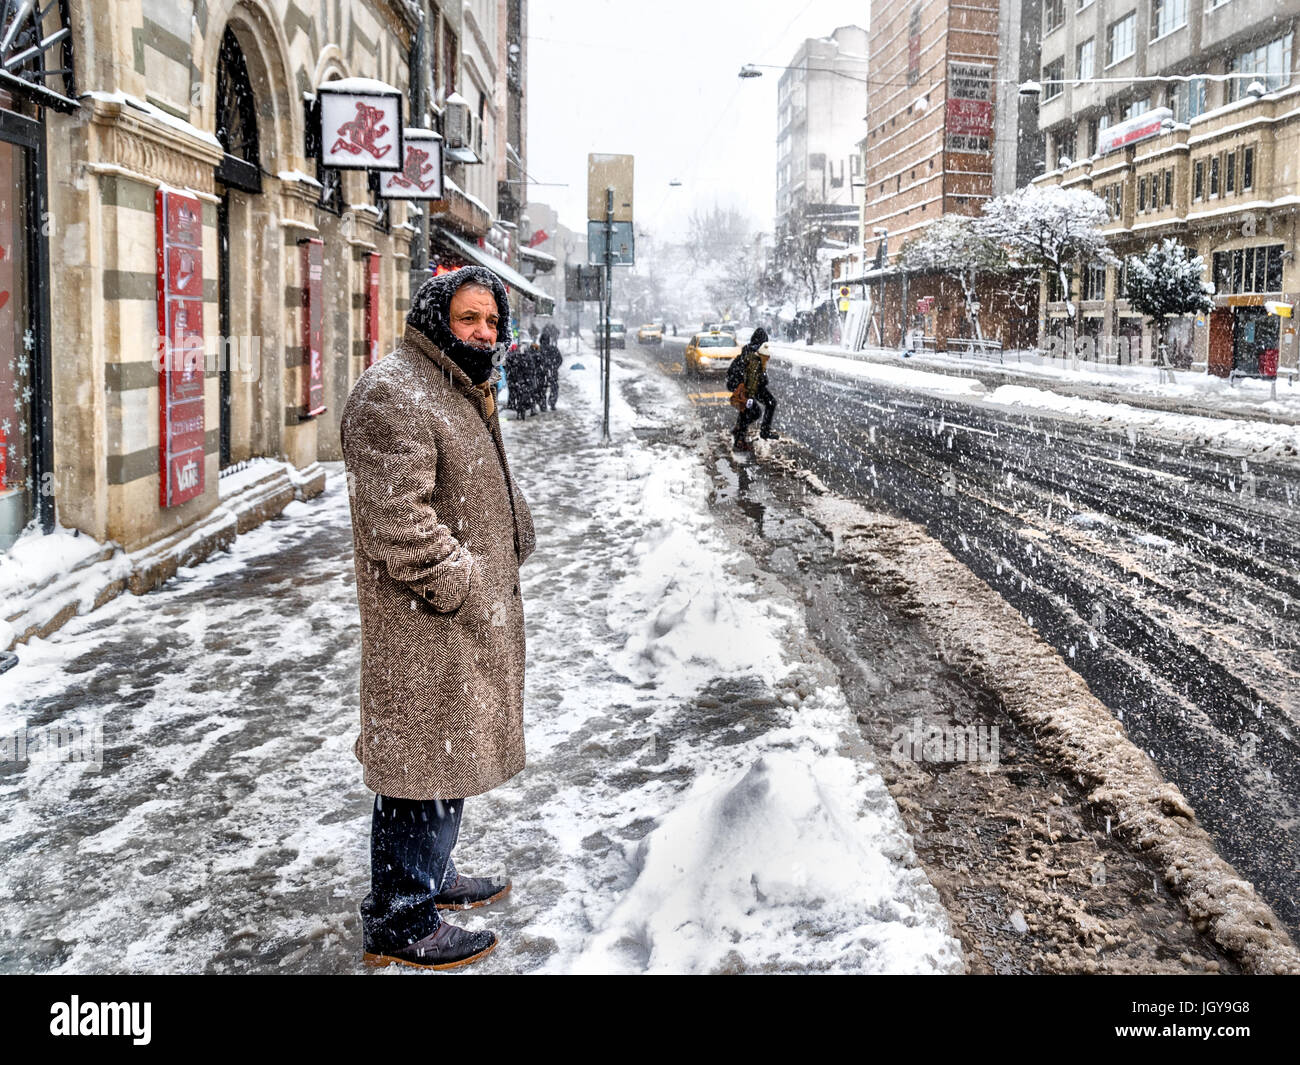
[156,188,205,508]
[301,238,325,417]
[366,252,381,367]
[946,63,994,153]
[907,5,922,86]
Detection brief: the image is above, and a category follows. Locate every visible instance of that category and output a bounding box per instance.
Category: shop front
[0,0,76,552]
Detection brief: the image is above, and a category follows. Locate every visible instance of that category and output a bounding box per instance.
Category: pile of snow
[574,751,960,974]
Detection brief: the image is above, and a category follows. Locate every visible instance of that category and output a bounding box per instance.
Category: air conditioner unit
[444,95,470,148]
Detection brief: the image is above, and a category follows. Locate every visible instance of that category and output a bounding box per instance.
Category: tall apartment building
[775,26,869,245]
[857,0,1040,345]
[1034,0,1300,376]
[863,0,1004,264]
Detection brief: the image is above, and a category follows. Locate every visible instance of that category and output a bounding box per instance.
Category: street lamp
[738,64,762,79]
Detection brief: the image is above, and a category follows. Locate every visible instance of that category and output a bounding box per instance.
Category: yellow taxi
[636,323,664,344]
[684,330,741,376]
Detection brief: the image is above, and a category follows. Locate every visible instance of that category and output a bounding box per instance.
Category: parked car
[607,319,627,348]
[684,330,741,376]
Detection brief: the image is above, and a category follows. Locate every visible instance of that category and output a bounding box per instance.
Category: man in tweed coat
[340,265,535,971]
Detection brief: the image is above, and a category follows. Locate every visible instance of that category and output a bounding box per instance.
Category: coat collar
[402,325,496,421]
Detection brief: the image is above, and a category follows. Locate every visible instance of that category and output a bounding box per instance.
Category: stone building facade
[1033,0,1300,375]
[1,0,538,645]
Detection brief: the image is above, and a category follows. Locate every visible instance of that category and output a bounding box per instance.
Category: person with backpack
[727,327,777,451]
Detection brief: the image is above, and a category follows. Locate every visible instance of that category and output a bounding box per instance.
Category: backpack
[725,352,745,391]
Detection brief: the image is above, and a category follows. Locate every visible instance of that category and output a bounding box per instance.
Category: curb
[1,461,328,651]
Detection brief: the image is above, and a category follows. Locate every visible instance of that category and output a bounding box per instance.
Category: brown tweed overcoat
[340,324,535,800]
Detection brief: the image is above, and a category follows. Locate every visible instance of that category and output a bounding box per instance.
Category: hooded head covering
[407,265,512,385]
[745,326,769,352]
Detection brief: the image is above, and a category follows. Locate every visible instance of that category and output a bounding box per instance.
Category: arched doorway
[214,25,261,471]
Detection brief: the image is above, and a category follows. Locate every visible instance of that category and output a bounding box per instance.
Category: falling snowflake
[21,386,32,403]
[16,355,28,375]
[22,328,34,352]
[1,419,9,434]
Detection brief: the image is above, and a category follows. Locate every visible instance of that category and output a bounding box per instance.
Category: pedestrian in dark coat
[539,325,562,410]
[730,326,777,450]
[503,342,531,419]
[340,264,536,971]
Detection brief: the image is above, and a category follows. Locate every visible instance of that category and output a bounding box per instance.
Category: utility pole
[603,186,613,442]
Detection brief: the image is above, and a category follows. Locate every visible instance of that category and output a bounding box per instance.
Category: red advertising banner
[156,188,205,508]
[946,98,994,137]
[301,238,325,416]
[366,252,381,367]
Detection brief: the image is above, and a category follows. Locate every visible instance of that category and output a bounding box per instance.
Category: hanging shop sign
[301,238,325,416]
[317,78,403,170]
[378,128,443,199]
[1098,108,1173,156]
[366,252,381,367]
[155,188,205,508]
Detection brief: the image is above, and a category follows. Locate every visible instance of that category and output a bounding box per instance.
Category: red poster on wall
[156,188,205,508]
[366,252,381,367]
[301,238,325,416]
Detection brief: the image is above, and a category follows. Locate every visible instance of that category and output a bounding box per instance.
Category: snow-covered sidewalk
[0,341,962,974]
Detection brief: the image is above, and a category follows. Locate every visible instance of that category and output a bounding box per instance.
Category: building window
[1055,126,1076,165]
[1170,77,1206,123]
[1138,175,1148,211]
[1151,0,1187,40]
[1124,96,1150,119]
[1194,159,1204,199]
[1107,12,1137,66]
[1225,150,1236,193]
[1083,263,1107,301]
[1077,38,1095,81]
[1243,145,1254,189]
[1043,0,1065,35]
[1227,31,1293,101]
[1043,59,1065,100]
[1213,245,1284,293]
[1209,154,1220,196]
[1164,168,1173,205]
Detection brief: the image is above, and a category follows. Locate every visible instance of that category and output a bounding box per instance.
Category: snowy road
[664,337,1300,939]
[0,341,962,974]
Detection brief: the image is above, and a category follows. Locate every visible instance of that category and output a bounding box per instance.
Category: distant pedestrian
[503,341,533,419]
[540,325,562,410]
[727,326,777,451]
[339,264,535,971]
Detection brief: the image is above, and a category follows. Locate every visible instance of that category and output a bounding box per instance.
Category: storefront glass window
[0,140,33,549]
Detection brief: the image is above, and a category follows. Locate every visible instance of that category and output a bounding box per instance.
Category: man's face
[449,285,500,349]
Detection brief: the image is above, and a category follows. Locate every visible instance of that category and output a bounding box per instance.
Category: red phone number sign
[155,189,205,508]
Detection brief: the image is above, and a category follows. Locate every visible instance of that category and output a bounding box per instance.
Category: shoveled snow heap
[788,478,1300,975]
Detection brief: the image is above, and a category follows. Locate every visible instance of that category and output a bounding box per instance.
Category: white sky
[525,0,868,242]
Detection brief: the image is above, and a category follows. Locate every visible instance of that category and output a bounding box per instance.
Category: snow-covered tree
[978,185,1113,319]
[773,201,832,310]
[1123,238,1215,361]
[900,215,1011,339]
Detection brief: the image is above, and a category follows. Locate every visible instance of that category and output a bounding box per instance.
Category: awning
[436,227,555,313]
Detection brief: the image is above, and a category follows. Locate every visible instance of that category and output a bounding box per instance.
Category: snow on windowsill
[81,90,222,149]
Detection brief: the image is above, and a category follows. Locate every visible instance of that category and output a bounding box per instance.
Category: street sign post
[588,153,634,443]
[587,221,634,266]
